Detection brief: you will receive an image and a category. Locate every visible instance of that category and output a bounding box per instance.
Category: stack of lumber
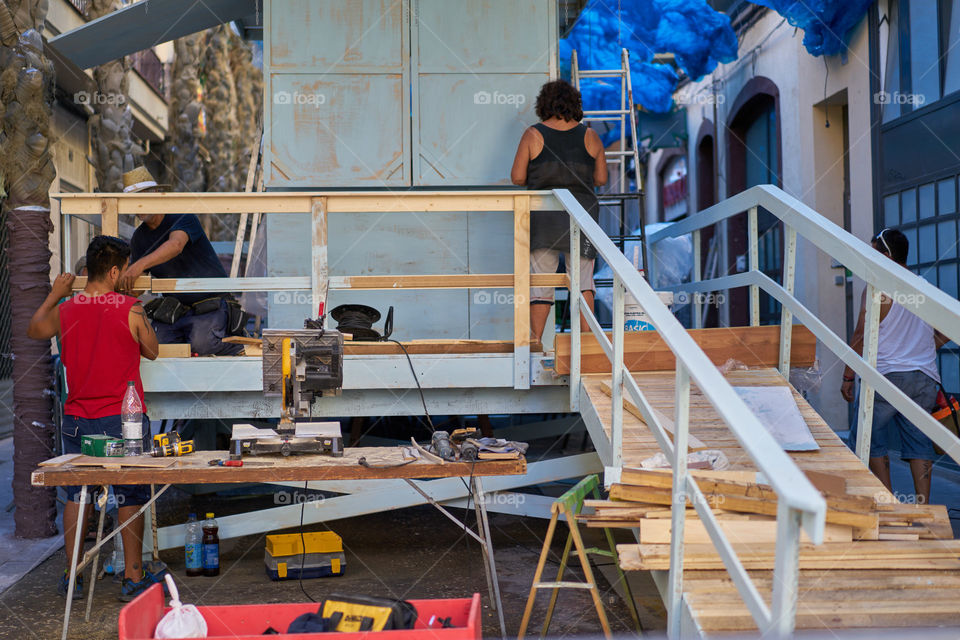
[580,468,959,571]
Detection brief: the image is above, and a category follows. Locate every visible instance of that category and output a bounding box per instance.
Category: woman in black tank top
[511,80,608,342]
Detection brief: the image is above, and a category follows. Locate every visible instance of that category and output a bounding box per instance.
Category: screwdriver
[208,459,243,467]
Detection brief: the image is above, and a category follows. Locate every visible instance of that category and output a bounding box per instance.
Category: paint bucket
[624,291,674,332]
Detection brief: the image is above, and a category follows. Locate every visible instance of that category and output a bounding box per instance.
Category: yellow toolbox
[266,531,342,557]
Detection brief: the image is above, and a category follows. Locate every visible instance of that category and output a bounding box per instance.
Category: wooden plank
[38,453,81,467]
[342,340,542,355]
[328,273,568,290]
[636,516,853,544]
[71,276,310,292]
[555,325,817,374]
[609,484,879,530]
[618,541,960,571]
[32,448,526,486]
[230,128,262,278]
[311,196,327,317]
[55,191,561,216]
[597,381,708,450]
[66,455,177,468]
[514,195,531,390]
[101,197,118,237]
[157,344,191,358]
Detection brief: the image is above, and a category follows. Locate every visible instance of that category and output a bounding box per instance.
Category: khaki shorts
[530,248,595,303]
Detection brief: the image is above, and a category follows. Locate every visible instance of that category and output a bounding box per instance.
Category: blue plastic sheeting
[560,0,737,106]
[750,0,874,56]
[560,0,737,142]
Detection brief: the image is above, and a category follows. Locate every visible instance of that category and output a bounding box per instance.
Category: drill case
[316,594,417,632]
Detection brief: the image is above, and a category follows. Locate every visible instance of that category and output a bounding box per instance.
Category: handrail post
[569,218,581,411]
[611,275,625,468]
[63,212,72,275]
[514,195,531,390]
[769,500,802,638]
[855,285,882,464]
[747,206,759,327]
[692,228,702,329]
[667,364,690,639]
[778,225,797,376]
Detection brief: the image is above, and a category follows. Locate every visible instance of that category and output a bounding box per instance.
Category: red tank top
[59,292,145,419]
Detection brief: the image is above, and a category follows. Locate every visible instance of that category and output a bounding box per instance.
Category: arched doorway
[726,78,783,326]
[695,121,720,326]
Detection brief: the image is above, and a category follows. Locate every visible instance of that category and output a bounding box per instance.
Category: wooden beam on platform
[554,325,817,374]
[328,273,568,290]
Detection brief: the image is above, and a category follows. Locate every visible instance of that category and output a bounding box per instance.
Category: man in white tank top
[843,229,949,504]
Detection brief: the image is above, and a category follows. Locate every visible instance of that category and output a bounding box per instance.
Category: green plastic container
[81,434,124,457]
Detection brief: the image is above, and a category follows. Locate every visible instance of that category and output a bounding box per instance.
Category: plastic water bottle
[121,381,143,456]
[105,531,124,576]
[202,513,220,576]
[185,514,203,577]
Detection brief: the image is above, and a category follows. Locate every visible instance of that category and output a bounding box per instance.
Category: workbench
[33,448,527,640]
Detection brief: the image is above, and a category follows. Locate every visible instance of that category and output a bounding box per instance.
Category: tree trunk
[202,26,240,240]
[0,0,58,538]
[87,0,139,192]
[167,32,206,193]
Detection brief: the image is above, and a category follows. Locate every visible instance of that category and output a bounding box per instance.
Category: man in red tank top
[28,236,162,601]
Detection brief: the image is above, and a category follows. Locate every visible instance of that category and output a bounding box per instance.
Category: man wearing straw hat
[118,167,243,356]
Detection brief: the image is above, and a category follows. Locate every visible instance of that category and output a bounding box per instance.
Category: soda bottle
[121,381,143,456]
[185,513,203,577]
[105,530,124,576]
[202,513,220,576]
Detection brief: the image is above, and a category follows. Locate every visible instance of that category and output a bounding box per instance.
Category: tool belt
[144,295,249,335]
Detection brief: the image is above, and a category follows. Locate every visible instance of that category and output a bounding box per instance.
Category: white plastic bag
[155,574,207,638]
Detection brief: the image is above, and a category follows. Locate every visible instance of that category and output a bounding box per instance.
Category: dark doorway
[696,129,720,327]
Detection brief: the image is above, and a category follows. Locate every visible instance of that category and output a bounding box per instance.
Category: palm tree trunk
[1,0,58,538]
[167,32,206,193]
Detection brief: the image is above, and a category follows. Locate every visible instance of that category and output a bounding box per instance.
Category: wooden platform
[582,369,960,633]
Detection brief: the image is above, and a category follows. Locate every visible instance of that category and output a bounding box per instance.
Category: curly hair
[535,80,583,122]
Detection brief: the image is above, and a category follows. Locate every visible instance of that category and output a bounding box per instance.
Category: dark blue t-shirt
[130,214,226,305]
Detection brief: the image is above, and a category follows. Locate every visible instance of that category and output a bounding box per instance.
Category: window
[945,0,960,94]
[883,0,902,122]
[909,0,941,103]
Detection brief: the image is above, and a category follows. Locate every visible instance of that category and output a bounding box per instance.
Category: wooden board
[65,455,178,468]
[598,381,709,450]
[554,325,816,374]
[618,541,960,571]
[635,516,853,544]
[32,447,526,486]
[157,343,191,358]
[343,339,542,355]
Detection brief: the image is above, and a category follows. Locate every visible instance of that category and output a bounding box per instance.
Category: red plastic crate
[119,584,482,639]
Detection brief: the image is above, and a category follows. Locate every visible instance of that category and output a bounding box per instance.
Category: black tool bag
[143,296,188,325]
[314,594,417,632]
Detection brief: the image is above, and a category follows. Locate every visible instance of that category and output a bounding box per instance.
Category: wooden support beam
[554,325,817,374]
[514,195,531,390]
[312,196,328,317]
[328,273,567,290]
[101,198,118,237]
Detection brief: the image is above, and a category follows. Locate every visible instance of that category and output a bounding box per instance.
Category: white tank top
[876,301,940,383]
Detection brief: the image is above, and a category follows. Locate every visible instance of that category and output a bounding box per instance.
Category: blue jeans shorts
[847,370,939,461]
[62,414,151,505]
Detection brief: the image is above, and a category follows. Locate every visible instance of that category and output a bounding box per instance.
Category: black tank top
[526,123,600,258]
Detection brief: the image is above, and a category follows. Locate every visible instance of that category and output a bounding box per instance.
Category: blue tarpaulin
[560,0,737,143]
[749,0,874,57]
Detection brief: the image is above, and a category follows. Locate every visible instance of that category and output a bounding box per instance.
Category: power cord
[298,480,314,602]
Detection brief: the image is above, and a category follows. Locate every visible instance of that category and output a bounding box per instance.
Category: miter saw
[229,326,345,458]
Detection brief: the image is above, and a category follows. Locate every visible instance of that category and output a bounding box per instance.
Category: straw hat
[121,166,169,193]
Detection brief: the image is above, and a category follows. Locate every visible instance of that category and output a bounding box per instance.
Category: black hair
[872,228,908,264]
[535,80,583,122]
[86,235,131,280]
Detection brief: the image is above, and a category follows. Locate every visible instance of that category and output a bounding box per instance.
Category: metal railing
[555,188,827,638]
[647,184,960,467]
